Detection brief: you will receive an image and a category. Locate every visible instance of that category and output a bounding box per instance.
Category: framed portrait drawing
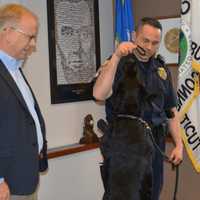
[47,0,101,103]
[157,16,181,66]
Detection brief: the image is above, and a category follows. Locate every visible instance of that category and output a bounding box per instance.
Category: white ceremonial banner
[178,0,200,172]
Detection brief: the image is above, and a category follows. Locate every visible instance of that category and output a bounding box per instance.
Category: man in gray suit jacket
[0,4,48,200]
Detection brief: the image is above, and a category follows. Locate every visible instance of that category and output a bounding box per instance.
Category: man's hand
[169,144,183,165]
[114,41,137,59]
[168,108,183,166]
[0,181,10,200]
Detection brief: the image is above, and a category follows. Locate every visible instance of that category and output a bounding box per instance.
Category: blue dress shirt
[0,50,43,153]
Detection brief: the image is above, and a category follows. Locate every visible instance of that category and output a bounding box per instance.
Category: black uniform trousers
[151,125,166,200]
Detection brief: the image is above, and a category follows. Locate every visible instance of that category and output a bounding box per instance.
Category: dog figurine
[98,54,154,200]
[79,114,99,144]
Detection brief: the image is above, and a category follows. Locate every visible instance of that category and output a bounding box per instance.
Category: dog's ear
[112,80,128,113]
[123,57,137,78]
[97,119,109,135]
[124,57,146,88]
[136,69,145,88]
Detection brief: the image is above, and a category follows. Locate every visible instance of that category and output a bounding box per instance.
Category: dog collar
[117,114,151,130]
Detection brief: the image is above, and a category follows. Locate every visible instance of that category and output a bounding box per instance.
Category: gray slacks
[10,191,37,200]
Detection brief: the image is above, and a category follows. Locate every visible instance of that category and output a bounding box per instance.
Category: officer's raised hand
[93,41,137,101]
[114,41,137,59]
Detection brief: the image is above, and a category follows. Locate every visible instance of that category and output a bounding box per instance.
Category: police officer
[93,17,183,200]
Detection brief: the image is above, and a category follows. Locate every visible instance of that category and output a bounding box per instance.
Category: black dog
[98,55,154,200]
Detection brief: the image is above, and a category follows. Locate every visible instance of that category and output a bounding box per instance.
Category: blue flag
[115,0,134,47]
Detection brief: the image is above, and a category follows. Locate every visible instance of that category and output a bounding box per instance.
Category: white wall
[0,0,114,149]
[0,0,113,199]
[21,0,114,149]
[2,0,113,199]
[39,149,104,200]
[1,1,200,200]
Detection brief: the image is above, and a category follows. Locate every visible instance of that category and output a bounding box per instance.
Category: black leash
[148,129,179,200]
[117,114,180,200]
[173,165,179,200]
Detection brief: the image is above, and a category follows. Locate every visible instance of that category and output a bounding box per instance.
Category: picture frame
[156,16,181,66]
[47,0,101,104]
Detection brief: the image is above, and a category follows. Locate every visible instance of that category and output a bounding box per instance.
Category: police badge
[157,67,167,80]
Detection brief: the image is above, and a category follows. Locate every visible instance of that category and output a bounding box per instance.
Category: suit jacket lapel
[0,60,30,114]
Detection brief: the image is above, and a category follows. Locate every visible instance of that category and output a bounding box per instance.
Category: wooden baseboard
[48,143,100,159]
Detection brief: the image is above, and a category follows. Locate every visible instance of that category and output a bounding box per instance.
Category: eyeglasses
[10,26,37,41]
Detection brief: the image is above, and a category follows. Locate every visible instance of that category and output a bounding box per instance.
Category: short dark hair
[135,17,162,32]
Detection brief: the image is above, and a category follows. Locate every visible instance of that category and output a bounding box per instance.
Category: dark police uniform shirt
[105,54,177,127]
